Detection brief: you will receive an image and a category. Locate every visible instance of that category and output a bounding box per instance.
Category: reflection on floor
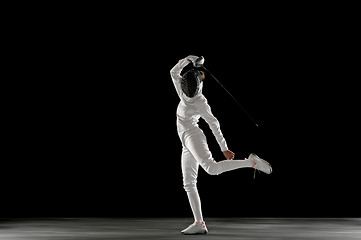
[0,218,360,239]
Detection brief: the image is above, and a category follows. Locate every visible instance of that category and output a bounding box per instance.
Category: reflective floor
[0,218,360,239]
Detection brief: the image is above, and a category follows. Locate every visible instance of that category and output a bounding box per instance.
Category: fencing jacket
[170,56,228,152]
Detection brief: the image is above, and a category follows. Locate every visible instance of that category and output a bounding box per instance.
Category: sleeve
[170,55,198,98]
[199,100,228,152]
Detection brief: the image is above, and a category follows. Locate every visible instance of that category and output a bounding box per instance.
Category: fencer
[170,55,272,235]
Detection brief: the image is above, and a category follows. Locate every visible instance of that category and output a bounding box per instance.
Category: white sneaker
[249,153,272,176]
[181,221,208,235]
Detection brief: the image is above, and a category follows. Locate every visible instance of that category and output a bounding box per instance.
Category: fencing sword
[195,56,259,127]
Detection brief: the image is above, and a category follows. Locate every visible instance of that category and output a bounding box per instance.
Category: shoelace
[253,169,260,179]
[252,162,260,179]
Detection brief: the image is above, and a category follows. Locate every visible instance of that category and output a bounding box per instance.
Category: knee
[207,166,219,176]
[183,181,197,192]
[203,162,220,176]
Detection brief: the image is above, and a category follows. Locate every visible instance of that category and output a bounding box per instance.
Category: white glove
[186,55,199,63]
[194,56,204,68]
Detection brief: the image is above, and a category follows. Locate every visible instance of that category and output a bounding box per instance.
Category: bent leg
[184,129,254,175]
[183,130,221,175]
[216,159,254,173]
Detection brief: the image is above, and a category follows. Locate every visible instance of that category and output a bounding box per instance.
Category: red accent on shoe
[253,163,256,168]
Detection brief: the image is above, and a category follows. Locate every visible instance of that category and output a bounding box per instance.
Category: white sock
[186,188,203,223]
[217,159,253,174]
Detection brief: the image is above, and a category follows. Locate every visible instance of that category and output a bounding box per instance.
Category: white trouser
[179,128,253,222]
[181,128,220,184]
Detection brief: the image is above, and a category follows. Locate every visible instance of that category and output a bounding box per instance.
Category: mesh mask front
[181,69,202,98]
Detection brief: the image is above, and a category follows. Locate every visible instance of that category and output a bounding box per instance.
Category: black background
[3,3,359,218]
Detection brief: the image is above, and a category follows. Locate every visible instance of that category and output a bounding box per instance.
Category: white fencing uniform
[170,56,254,223]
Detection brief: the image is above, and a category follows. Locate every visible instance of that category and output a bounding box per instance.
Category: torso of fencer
[171,56,228,152]
[176,94,206,133]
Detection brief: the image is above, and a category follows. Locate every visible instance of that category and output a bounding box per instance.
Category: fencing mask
[181,69,203,98]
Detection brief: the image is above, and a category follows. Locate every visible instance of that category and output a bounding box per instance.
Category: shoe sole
[182,231,208,235]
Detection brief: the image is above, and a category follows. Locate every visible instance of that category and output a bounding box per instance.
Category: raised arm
[170,55,199,98]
